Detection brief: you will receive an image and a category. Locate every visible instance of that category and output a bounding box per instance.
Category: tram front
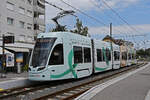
[29,36,57,81]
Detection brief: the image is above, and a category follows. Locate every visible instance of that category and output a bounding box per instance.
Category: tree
[136,48,150,59]
[71,18,89,36]
[81,26,88,36]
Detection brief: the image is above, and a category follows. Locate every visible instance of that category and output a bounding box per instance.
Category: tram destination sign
[4,36,15,44]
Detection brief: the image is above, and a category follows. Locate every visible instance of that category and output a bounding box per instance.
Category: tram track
[0,79,74,99]
[0,62,147,100]
[33,62,147,100]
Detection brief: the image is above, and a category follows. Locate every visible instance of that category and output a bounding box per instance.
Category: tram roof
[37,32,91,39]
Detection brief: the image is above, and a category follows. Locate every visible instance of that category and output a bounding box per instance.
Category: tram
[29,32,136,81]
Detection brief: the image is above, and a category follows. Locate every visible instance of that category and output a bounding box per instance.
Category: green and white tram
[29,32,135,81]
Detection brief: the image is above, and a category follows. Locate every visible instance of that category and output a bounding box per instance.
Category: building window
[73,46,83,63]
[19,35,25,41]
[84,47,91,63]
[39,15,45,19]
[27,23,32,30]
[27,10,32,17]
[27,36,33,42]
[39,25,45,32]
[7,2,14,11]
[19,21,25,28]
[7,32,14,35]
[49,44,64,65]
[19,7,25,14]
[7,17,14,25]
[97,49,103,62]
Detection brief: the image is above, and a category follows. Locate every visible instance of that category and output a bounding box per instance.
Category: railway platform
[76,62,150,100]
[0,72,29,91]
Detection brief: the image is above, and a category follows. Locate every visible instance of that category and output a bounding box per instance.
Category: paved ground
[0,72,28,82]
[76,63,150,100]
[0,72,30,90]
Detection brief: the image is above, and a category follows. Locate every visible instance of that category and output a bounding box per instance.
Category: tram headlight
[37,67,45,71]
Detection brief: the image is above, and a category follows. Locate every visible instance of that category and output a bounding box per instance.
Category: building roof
[103,35,134,46]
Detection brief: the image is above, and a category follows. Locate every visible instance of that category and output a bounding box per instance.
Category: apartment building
[0,0,45,71]
[0,0,45,43]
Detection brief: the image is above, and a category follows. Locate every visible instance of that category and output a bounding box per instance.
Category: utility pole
[1,34,6,78]
[110,23,114,70]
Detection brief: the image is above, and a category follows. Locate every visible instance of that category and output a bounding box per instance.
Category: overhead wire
[46,0,147,48]
[59,0,110,34]
[99,0,143,35]
[46,0,109,34]
[95,0,146,46]
[58,0,137,44]
[99,0,148,49]
[90,0,128,40]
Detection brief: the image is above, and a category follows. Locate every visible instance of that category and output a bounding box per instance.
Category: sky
[45,0,150,49]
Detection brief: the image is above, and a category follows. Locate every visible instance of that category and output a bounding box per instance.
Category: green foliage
[22,64,29,72]
[71,19,89,36]
[136,48,150,59]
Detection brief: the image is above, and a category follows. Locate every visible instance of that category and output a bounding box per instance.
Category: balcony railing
[33,6,45,14]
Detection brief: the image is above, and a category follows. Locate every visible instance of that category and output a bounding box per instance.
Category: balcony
[33,6,45,14]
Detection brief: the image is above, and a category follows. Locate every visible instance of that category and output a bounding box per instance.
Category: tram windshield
[31,38,56,67]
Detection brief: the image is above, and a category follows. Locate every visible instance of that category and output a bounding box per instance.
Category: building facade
[0,0,45,71]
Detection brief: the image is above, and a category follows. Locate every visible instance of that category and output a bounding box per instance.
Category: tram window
[114,51,117,61]
[31,38,56,67]
[114,51,120,61]
[73,46,83,63]
[128,53,131,60]
[132,54,135,60]
[84,47,91,63]
[118,52,120,60]
[97,49,103,62]
[122,52,124,60]
[49,44,64,65]
[122,52,127,60]
[106,48,111,61]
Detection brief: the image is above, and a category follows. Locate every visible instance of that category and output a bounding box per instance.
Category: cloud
[89,24,150,48]
[99,0,139,9]
[89,24,150,35]
[45,0,139,23]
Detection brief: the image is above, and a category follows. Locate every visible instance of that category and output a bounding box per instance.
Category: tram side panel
[70,35,93,78]
[48,36,74,80]
[113,44,120,69]
[127,46,133,66]
[93,40,112,73]
[49,34,93,80]
[133,49,137,64]
[120,45,128,67]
